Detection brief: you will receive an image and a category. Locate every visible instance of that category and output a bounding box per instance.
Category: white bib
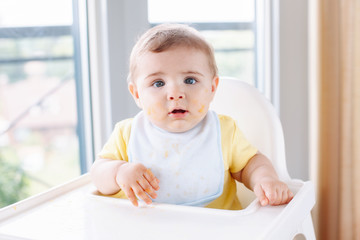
[128,110,224,206]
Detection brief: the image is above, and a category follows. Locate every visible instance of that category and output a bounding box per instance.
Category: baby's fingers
[137,177,158,199]
[144,169,160,191]
[273,186,294,205]
[282,189,294,204]
[133,184,153,205]
[254,184,269,206]
[265,185,293,205]
[122,186,138,207]
[265,187,279,205]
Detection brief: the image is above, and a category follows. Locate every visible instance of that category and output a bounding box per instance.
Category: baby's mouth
[169,109,188,115]
[171,109,187,113]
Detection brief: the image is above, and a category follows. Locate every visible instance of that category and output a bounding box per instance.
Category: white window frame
[76,0,95,171]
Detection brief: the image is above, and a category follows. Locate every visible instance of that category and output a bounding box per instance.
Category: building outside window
[0,0,92,208]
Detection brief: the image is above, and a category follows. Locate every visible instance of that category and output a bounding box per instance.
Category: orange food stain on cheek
[198,105,205,113]
[145,103,160,118]
[147,102,162,118]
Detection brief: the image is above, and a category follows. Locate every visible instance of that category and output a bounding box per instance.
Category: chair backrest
[210,77,291,181]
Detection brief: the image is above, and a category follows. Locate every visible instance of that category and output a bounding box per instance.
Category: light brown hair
[128,23,218,83]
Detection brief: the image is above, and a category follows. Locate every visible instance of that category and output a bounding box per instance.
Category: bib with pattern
[128,110,224,206]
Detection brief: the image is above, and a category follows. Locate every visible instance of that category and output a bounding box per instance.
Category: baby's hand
[115,162,160,207]
[253,177,293,206]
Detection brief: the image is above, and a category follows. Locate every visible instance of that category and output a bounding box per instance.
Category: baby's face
[129,46,218,133]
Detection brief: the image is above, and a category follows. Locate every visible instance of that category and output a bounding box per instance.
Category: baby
[90,24,293,209]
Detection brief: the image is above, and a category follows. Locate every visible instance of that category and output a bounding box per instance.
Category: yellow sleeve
[219,115,258,173]
[97,118,133,162]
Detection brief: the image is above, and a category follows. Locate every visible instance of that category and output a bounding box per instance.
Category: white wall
[88,0,149,154]
[105,0,149,124]
[278,0,309,180]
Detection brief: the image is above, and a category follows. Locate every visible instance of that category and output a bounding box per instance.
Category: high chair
[210,77,316,239]
[0,77,316,240]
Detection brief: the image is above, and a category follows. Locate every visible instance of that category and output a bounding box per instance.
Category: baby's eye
[184,77,197,85]
[152,80,165,88]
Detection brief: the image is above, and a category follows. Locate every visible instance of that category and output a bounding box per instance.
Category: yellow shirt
[98,114,257,210]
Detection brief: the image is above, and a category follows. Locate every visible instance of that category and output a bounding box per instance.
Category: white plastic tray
[0,174,314,240]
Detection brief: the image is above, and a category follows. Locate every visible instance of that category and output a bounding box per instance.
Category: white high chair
[211,77,316,239]
[0,77,316,240]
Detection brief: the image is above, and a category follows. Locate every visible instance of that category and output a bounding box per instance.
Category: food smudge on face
[198,105,205,113]
[147,108,152,116]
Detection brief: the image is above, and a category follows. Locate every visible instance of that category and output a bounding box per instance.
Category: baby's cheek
[191,99,207,114]
[198,104,205,113]
[145,102,163,120]
[192,99,199,105]
[146,107,153,116]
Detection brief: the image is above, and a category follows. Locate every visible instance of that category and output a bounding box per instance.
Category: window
[0,0,92,207]
[148,0,257,86]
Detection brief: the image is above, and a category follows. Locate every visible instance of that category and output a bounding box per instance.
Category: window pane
[0,0,88,208]
[148,0,256,85]
[0,0,72,27]
[201,30,254,83]
[148,0,254,23]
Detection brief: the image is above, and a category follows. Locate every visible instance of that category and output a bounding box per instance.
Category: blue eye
[184,77,197,84]
[153,80,165,88]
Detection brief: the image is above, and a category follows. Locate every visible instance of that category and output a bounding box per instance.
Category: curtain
[316,0,360,239]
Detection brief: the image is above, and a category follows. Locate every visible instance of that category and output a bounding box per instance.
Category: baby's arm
[90,159,160,206]
[231,152,293,206]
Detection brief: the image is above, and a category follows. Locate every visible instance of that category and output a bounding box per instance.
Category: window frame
[73,0,95,173]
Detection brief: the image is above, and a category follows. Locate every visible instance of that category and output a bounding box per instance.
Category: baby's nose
[167,84,185,101]
[168,89,185,101]
[169,95,184,100]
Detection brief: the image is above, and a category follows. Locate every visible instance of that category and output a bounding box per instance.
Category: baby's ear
[209,76,219,102]
[128,82,142,108]
[211,76,219,93]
